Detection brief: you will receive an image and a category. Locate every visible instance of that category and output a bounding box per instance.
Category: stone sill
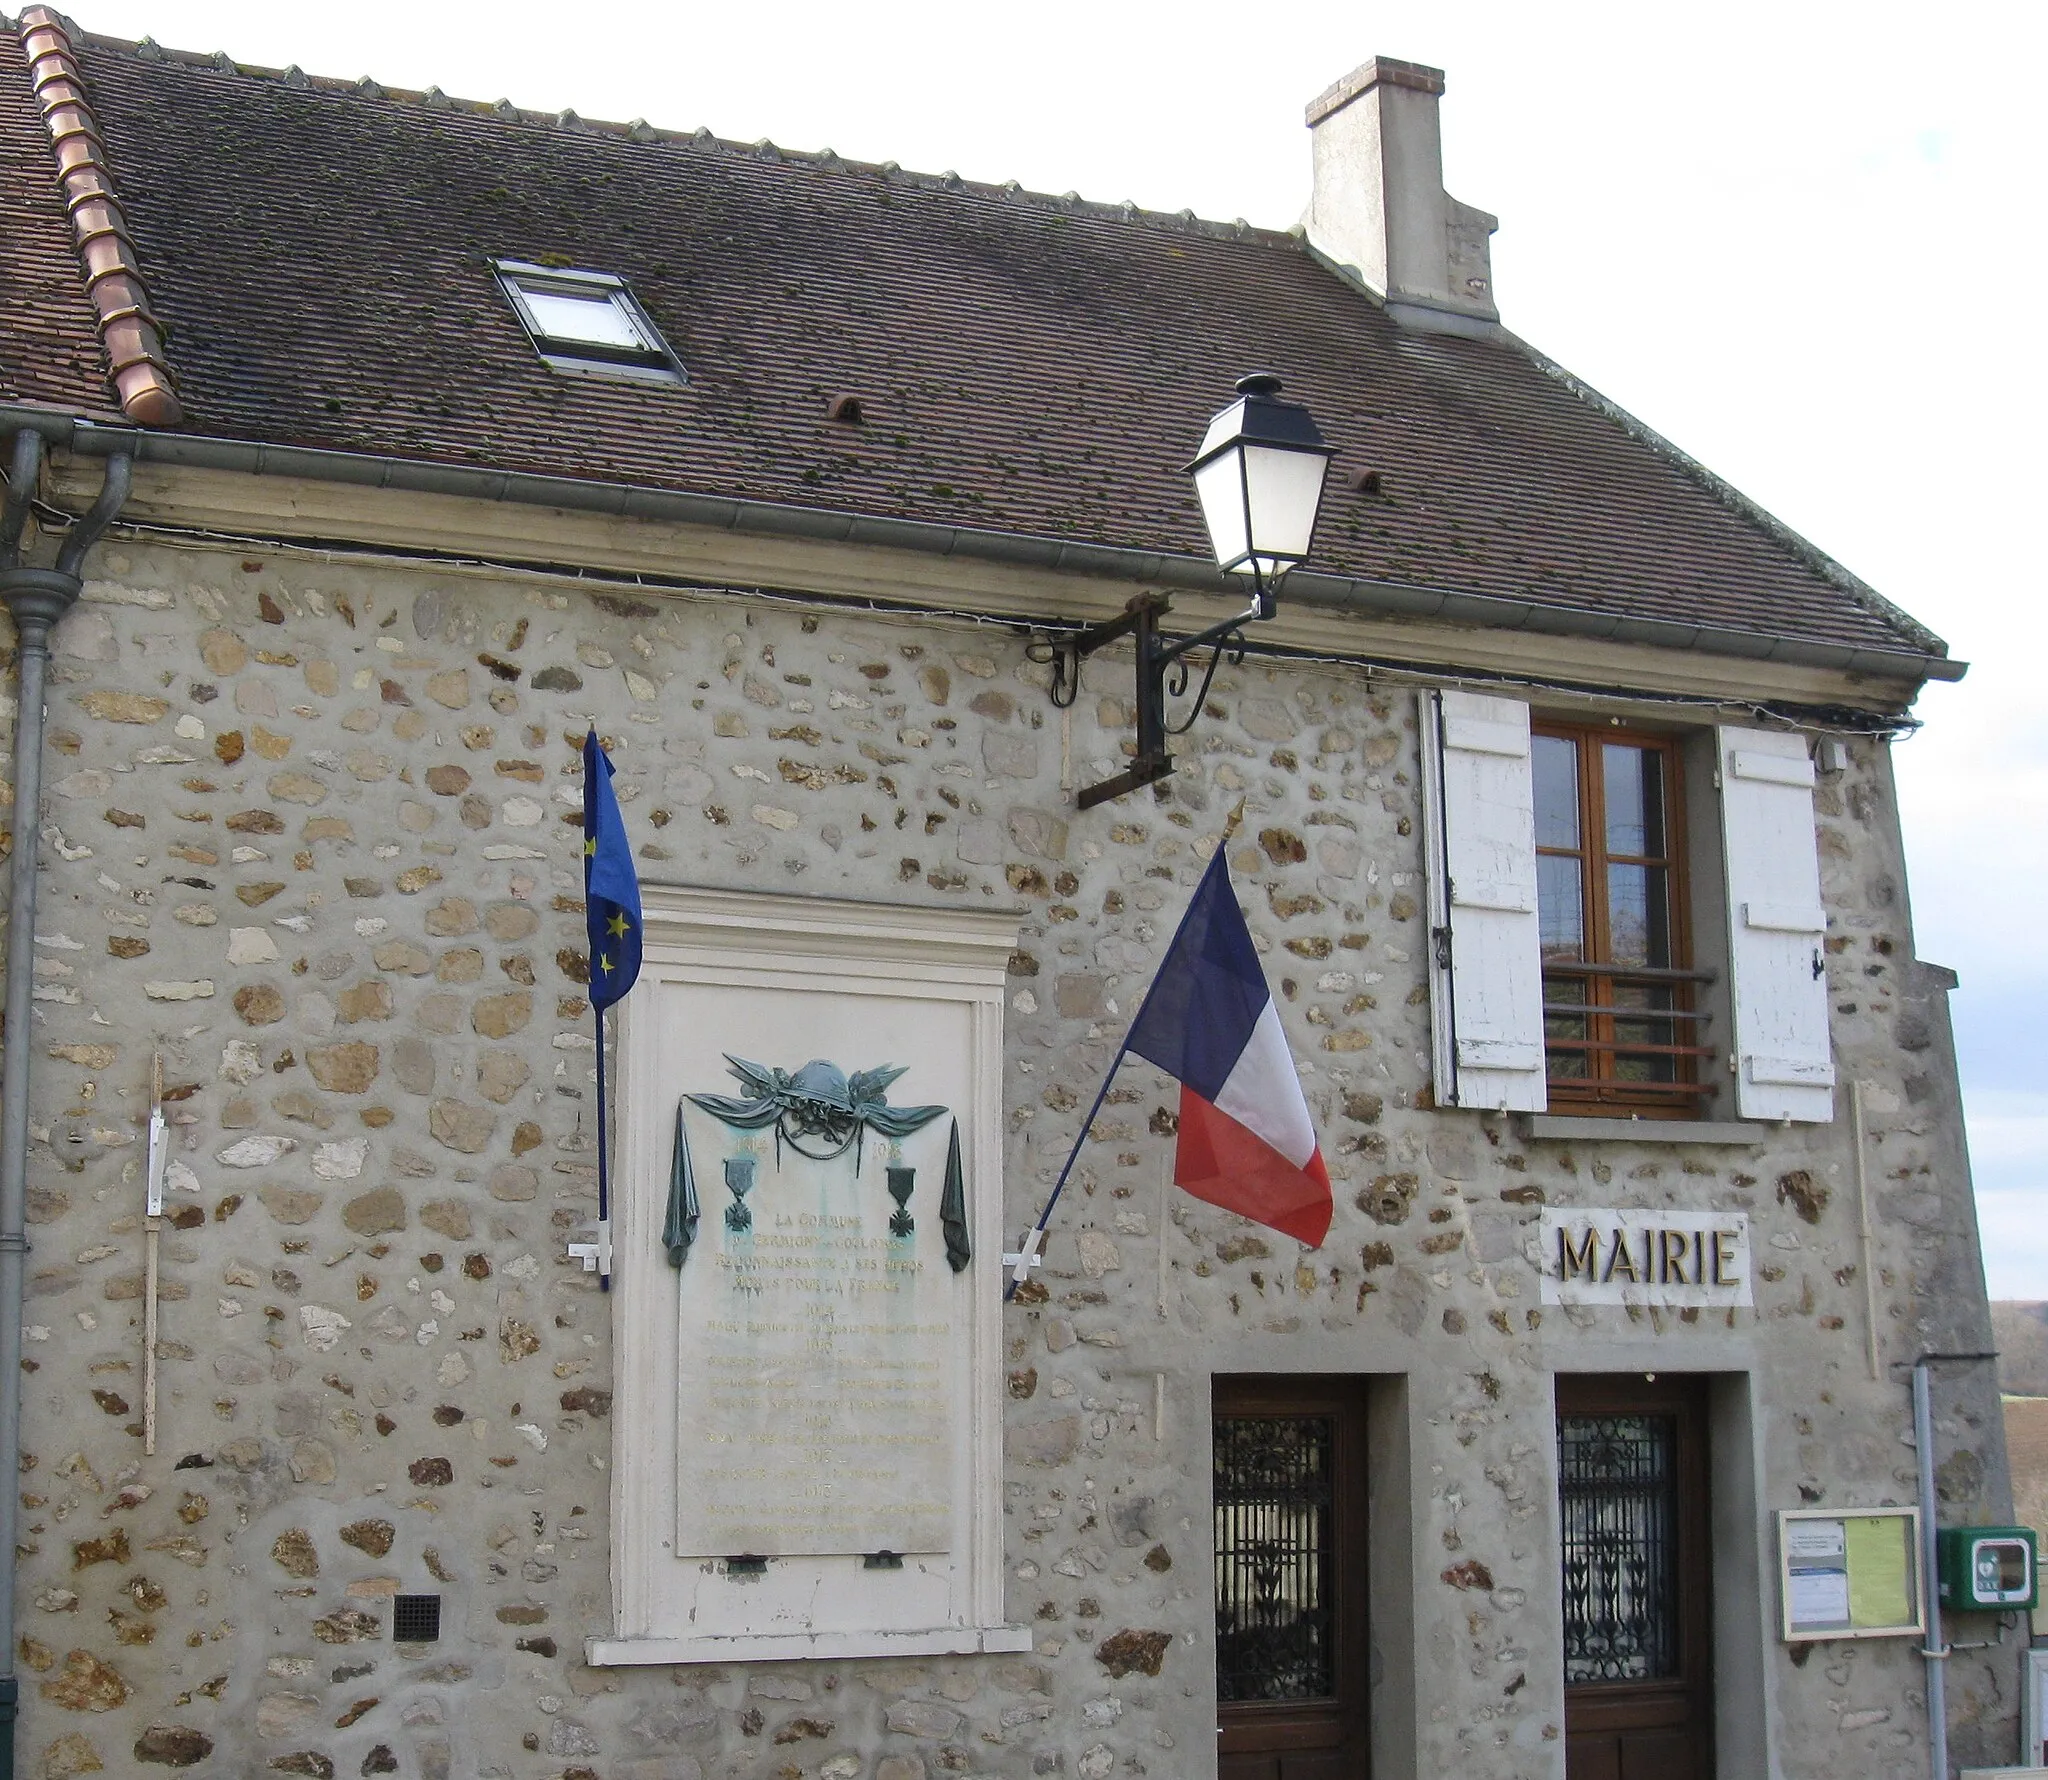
[1516,1114,1769,1146]
[587,1624,1035,1666]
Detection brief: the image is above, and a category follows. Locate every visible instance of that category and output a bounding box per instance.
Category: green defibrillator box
[1936,1525,2039,1611]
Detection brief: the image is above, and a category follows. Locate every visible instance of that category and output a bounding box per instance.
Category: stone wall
[0,532,2015,1778]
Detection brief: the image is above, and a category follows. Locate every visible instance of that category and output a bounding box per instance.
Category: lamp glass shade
[1191,442,1252,573]
[1187,377,1333,579]
[1239,440,1329,575]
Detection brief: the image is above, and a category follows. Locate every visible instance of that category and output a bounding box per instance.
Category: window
[1214,1412,1335,1703]
[1533,724,1707,1115]
[494,260,683,383]
[1422,691,1835,1126]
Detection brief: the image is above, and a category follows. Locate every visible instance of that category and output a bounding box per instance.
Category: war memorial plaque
[672,1060,963,1558]
[605,891,1015,1662]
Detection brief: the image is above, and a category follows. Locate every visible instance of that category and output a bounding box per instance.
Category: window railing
[1542,961,1716,1107]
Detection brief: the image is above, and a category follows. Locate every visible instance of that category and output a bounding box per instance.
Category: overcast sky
[57,0,2048,1292]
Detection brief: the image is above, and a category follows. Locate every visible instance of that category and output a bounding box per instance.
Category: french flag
[1125,848,1333,1247]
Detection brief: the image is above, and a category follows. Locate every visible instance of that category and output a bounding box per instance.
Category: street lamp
[1189,373,1335,608]
[1051,374,1334,809]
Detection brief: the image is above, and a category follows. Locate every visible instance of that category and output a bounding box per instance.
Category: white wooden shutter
[1717,725,1835,1121]
[1420,689,1546,1112]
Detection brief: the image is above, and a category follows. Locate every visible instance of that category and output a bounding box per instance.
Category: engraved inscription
[676,1134,954,1557]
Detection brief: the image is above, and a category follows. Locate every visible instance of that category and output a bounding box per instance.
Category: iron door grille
[1213,1414,1336,1703]
[1559,1412,1680,1683]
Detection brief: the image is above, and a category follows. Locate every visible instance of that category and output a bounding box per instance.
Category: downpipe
[1907,1350,2003,1780]
[1914,1360,1949,1780]
[0,433,131,1780]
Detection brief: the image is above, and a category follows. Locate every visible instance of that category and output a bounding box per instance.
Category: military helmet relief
[664,1057,971,1272]
[688,1055,948,1164]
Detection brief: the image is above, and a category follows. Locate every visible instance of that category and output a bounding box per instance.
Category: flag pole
[594,1000,612,1292]
[1004,801,1246,1303]
[578,727,637,1292]
[1003,1043,1129,1303]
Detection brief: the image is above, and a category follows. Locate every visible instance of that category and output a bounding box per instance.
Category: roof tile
[0,28,1943,665]
[0,24,117,417]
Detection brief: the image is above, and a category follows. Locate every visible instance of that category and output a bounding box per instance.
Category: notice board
[2027,1648,2048,1766]
[1777,1507,1924,1641]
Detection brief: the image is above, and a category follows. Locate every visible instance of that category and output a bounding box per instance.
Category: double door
[1209,1373,1713,1779]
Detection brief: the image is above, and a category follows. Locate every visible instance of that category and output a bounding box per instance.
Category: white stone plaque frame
[592,885,1028,1664]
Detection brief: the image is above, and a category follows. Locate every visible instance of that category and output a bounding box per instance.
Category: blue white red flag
[1125,847,1332,1246]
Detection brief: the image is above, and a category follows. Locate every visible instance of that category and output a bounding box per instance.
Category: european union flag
[582,729,642,1011]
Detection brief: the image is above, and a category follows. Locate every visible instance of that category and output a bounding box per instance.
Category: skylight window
[494,260,683,384]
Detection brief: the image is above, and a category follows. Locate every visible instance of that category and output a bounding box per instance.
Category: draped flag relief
[1125,847,1332,1245]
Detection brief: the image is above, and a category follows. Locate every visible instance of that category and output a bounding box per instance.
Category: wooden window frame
[1534,722,1708,1118]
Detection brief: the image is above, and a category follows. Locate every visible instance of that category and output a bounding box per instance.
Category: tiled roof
[0,22,1948,668]
[0,24,111,416]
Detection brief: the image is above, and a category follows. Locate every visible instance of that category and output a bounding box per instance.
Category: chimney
[1303,57,1499,335]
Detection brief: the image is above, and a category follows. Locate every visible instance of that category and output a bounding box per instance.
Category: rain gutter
[0,407,1965,691]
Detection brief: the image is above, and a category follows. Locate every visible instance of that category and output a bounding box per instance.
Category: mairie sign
[1537,1207,1752,1308]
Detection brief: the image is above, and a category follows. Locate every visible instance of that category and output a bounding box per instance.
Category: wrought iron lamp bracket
[1045,579,1276,810]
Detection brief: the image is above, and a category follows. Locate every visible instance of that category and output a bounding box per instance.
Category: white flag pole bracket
[1002,1226,1045,1287]
[568,1219,613,1282]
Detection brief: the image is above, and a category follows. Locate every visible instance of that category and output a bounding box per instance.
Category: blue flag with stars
[582,729,642,1011]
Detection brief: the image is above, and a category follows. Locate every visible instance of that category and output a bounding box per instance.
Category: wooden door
[1213,1377,1370,1780]
[1557,1374,1714,1780]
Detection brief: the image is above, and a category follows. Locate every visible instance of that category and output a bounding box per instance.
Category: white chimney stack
[1304,57,1500,335]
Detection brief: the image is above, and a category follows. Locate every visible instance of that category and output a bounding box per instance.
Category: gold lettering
[1659,1229,1690,1285]
[1559,1225,1598,1281]
[1603,1228,1641,1283]
[1712,1228,1740,1289]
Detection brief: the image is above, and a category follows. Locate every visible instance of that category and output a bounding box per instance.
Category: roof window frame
[493,259,685,385]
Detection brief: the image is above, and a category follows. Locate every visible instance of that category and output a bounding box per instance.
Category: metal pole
[0,439,130,1780]
[1852,1080,1882,1380]
[1002,1044,1128,1302]
[143,1052,165,1457]
[594,1001,611,1290]
[0,576,69,1780]
[1915,1358,1948,1780]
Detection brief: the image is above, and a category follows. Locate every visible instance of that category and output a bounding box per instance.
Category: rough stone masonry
[0,534,2014,1779]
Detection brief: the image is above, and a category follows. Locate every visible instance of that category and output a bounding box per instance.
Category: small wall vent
[392,1593,442,1642]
